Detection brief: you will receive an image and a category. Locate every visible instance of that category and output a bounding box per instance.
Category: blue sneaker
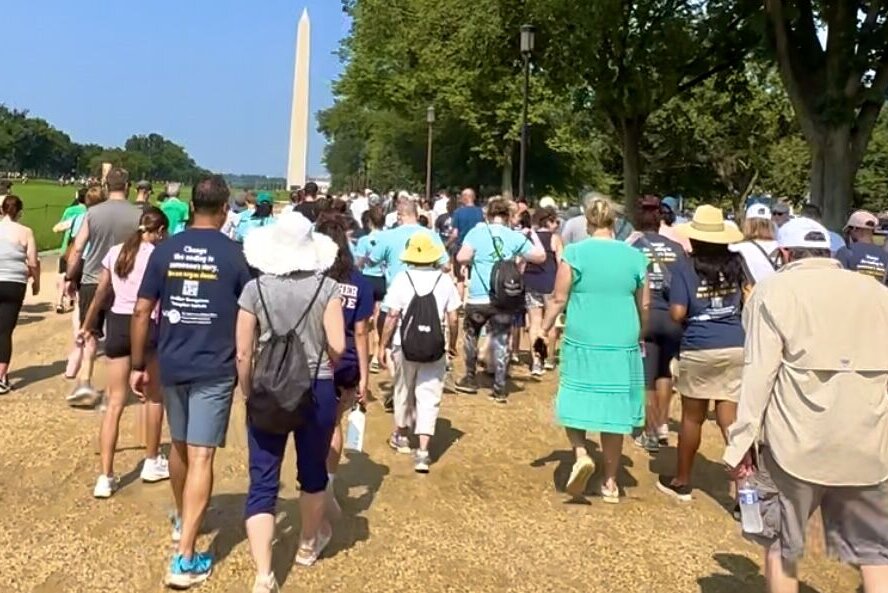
[165,552,213,590]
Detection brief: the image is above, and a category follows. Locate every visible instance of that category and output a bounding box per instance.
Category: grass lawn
[8,180,290,252]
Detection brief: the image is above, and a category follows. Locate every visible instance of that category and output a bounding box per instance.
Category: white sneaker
[141,455,170,483]
[67,383,100,407]
[93,474,119,498]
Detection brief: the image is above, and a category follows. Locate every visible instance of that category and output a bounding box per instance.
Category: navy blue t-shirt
[138,228,252,385]
[337,269,375,370]
[670,259,744,351]
[629,232,687,311]
[451,206,484,246]
[836,242,888,284]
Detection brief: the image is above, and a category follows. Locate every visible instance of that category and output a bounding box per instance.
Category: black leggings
[0,281,26,365]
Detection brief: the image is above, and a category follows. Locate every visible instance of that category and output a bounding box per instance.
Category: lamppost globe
[520,24,536,56]
[427,105,436,125]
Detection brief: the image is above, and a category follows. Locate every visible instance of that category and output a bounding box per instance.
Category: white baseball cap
[539,196,556,209]
[777,217,831,250]
[745,203,771,221]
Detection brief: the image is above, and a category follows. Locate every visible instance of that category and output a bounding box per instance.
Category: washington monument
[287,8,311,190]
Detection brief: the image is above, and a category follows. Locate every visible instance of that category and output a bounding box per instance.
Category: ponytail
[115,206,168,279]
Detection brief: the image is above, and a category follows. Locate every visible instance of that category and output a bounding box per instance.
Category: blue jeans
[164,377,236,447]
[245,379,338,518]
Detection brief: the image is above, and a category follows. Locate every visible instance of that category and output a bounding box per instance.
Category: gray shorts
[164,377,236,448]
[748,447,888,566]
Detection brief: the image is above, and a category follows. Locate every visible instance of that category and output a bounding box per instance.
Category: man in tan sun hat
[725,216,888,593]
[836,209,888,284]
[378,232,460,473]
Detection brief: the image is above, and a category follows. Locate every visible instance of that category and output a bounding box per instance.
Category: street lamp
[426,105,436,203]
[518,24,535,201]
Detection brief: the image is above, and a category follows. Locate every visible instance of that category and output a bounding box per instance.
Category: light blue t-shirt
[369,223,447,286]
[355,230,385,278]
[235,214,275,243]
[464,223,532,304]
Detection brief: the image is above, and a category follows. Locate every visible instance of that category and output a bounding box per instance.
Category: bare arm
[236,309,258,400]
[446,310,459,354]
[551,233,564,263]
[354,318,370,403]
[669,303,687,324]
[25,228,39,295]
[541,261,572,334]
[323,296,346,366]
[79,269,112,334]
[130,297,156,371]
[66,216,89,280]
[378,309,399,365]
[456,243,474,265]
[635,281,651,341]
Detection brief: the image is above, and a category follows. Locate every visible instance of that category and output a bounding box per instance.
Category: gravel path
[0,262,860,592]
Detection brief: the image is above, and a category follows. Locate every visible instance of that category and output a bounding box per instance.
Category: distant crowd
[0,171,887,593]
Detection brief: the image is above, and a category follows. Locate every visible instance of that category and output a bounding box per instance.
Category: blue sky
[4,0,348,178]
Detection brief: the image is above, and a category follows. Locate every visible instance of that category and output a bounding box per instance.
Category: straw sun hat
[676,205,743,244]
[401,232,444,265]
[243,210,338,275]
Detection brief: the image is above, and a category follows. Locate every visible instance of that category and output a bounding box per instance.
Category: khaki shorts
[748,447,888,566]
[676,347,742,402]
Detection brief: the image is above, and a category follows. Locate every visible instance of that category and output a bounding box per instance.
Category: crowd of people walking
[2,169,888,593]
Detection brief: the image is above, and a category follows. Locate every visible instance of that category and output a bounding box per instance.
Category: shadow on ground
[9,359,68,387]
[698,553,827,593]
[204,446,390,590]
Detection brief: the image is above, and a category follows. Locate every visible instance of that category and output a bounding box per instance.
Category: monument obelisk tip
[287,7,311,190]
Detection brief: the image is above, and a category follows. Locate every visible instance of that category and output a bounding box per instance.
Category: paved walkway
[0,266,860,592]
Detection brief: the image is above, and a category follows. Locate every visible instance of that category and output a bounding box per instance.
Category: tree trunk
[501,142,514,199]
[620,116,645,217]
[808,127,854,230]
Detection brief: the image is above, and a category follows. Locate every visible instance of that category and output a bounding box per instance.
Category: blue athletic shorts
[164,377,236,447]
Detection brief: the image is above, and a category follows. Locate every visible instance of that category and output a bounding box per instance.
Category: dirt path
[0,261,859,593]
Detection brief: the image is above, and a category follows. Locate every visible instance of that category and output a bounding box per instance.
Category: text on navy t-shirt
[337,269,375,370]
[138,228,252,385]
[630,232,687,311]
[836,242,888,284]
[669,259,744,351]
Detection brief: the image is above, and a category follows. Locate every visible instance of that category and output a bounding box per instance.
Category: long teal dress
[556,238,647,434]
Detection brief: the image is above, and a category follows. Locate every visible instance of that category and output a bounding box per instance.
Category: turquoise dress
[556,238,647,434]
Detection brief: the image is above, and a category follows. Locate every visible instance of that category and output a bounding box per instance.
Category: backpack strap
[255,273,327,337]
[405,271,443,297]
[748,240,779,271]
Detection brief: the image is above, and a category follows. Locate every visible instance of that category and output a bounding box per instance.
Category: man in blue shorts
[131,175,251,589]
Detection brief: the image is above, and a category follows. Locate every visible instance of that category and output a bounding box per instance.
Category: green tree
[764,0,888,228]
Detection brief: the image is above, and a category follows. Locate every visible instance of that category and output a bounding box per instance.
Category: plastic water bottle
[344,405,366,452]
[738,479,764,534]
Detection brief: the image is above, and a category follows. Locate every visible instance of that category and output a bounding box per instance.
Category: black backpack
[247,276,325,434]
[399,272,446,363]
[482,225,526,311]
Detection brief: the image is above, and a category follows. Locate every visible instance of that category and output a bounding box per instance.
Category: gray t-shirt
[82,199,141,284]
[561,214,635,245]
[238,272,338,380]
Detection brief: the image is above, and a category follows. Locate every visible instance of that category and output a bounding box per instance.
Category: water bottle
[738,479,764,534]
[344,405,366,452]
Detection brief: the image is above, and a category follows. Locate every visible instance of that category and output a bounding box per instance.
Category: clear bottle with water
[738,479,764,534]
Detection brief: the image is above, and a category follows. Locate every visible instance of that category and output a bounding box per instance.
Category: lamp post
[518,24,535,201]
[426,104,436,203]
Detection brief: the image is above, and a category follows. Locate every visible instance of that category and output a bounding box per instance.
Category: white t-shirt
[351,197,369,225]
[729,239,779,284]
[383,268,461,347]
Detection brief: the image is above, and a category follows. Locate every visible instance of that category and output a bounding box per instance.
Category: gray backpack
[247,276,325,434]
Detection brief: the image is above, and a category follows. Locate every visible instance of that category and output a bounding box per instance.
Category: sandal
[600,482,620,504]
[565,455,595,498]
[294,523,332,567]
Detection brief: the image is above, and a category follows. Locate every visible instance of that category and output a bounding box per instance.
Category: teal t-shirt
[355,230,385,278]
[369,223,447,286]
[464,223,533,304]
[59,203,86,251]
[235,213,275,243]
[160,197,189,235]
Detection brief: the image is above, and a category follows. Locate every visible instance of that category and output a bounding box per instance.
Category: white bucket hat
[243,210,338,275]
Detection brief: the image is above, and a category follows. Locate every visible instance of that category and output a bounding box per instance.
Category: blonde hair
[585,196,616,231]
[742,217,776,241]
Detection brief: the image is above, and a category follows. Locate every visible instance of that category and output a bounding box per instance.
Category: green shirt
[160,197,189,235]
[58,203,86,251]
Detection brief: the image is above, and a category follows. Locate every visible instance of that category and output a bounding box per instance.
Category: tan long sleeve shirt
[723,258,888,486]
